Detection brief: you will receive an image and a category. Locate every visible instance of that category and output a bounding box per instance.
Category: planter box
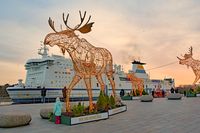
[108,105,127,116]
[186,93,196,97]
[196,94,200,97]
[51,112,108,125]
[132,96,141,100]
[121,96,132,100]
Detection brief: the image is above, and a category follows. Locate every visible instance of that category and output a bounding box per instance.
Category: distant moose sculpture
[127,73,144,96]
[44,11,116,112]
[177,46,200,85]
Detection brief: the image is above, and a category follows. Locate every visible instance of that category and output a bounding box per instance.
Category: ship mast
[38,42,49,58]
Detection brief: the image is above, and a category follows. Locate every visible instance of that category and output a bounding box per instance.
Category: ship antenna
[38,41,49,58]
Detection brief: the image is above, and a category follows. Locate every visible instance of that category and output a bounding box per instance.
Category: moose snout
[44,37,50,45]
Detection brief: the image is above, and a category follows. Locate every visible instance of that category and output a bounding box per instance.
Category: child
[53,97,62,124]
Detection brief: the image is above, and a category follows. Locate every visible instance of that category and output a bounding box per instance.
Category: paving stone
[0,98,200,133]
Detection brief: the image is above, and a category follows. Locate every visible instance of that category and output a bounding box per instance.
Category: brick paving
[0,97,200,133]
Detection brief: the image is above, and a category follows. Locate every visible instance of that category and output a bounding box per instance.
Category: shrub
[96,90,108,112]
[48,112,53,121]
[109,95,116,109]
[142,90,148,95]
[136,89,140,96]
[195,86,200,94]
[186,89,196,95]
[72,102,85,117]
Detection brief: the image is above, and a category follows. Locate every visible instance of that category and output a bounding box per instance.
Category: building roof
[131,60,146,65]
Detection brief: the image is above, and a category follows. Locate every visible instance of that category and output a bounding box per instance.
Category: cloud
[1,0,200,85]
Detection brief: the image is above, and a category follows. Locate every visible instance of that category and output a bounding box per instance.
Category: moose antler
[189,46,193,56]
[182,46,193,59]
[48,17,58,32]
[62,13,73,30]
[62,11,94,33]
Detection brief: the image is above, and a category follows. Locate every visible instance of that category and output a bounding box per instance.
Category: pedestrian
[152,90,155,97]
[170,87,175,93]
[120,89,125,97]
[53,97,62,124]
[41,87,46,103]
[184,91,186,96]
[162,90,165,97]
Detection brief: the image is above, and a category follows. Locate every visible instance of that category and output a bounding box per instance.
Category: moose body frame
[44,11,116,112]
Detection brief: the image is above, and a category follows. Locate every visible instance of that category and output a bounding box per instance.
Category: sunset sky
[1,0,200,86]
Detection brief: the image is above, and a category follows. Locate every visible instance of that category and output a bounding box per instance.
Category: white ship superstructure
[7,45,175,103]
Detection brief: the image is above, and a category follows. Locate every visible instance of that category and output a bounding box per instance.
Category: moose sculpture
[177,46,200,85]
[127,73,144,96]
[44,11,116,112]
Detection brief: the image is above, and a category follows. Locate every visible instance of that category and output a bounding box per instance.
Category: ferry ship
[6,44,175,103]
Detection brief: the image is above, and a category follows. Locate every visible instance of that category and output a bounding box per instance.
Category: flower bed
[51,112,108,125]
[186,93,196,97]
[49,91,126,125]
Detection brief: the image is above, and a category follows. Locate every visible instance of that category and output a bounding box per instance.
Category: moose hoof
[0,112,31,128]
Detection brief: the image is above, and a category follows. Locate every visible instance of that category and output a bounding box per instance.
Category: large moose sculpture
[44,11,116,112]
[177,46,200,85]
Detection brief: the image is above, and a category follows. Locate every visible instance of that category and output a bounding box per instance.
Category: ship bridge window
[119,77,130,81]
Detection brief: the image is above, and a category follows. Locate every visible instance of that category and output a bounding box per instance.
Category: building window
[97,83,99,87]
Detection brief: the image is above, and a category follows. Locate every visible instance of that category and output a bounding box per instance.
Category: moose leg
[66,74,82,112]
[193,75,200,85]
[106,72,116,97]
[84,75,93,113]
[133,83,137,96]
[95,74,105,93]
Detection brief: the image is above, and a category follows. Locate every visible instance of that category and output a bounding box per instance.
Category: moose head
[177,47,193,68]
[44,11,94,54]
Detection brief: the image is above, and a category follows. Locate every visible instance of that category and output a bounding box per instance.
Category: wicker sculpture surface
[44,11,116,112]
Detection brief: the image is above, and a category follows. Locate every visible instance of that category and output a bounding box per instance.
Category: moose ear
[78,22,94,33]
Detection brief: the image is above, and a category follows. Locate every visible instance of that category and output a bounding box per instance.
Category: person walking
[41,87,46,103]
[53,97,62,124]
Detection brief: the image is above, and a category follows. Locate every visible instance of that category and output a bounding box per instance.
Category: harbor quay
[0,98,200,133]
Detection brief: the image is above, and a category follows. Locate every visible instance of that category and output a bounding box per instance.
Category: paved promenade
[0,97,200,133]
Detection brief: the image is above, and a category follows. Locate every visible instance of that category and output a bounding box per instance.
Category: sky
[0,0,200,86]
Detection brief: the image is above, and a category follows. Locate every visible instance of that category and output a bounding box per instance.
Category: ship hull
[6,87,130,103]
